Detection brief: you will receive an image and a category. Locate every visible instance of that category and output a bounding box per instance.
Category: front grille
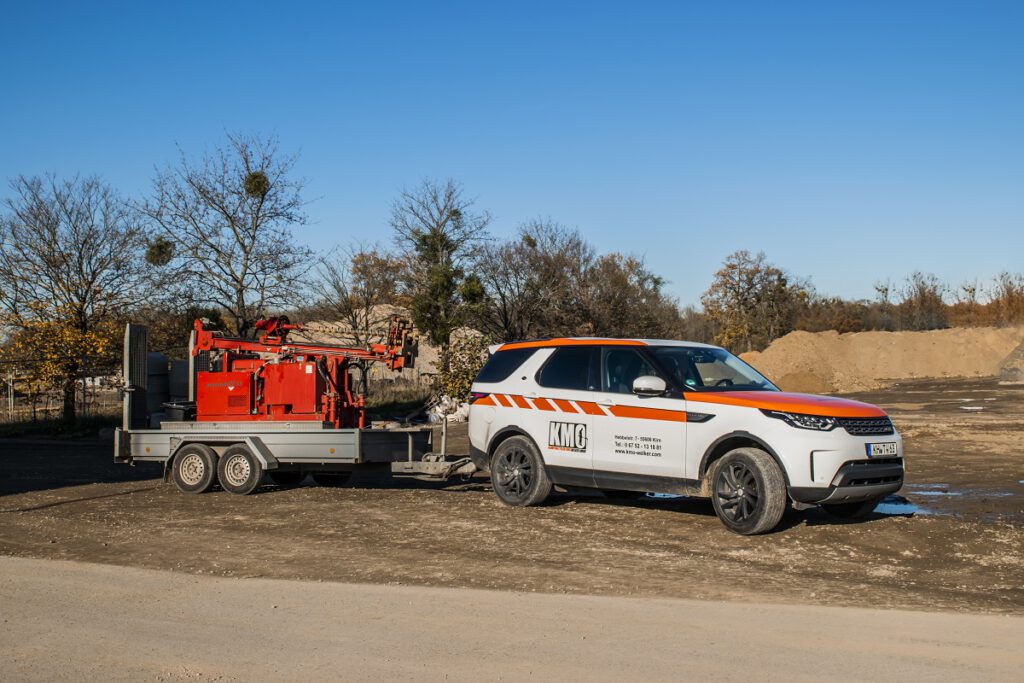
[833,458,904,487]
[837,416,894,436]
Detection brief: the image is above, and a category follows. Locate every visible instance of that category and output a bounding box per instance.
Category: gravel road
[2,555,1022,682]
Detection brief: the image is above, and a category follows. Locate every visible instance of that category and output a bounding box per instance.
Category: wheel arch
[487,426,545,466]
[698,431,790,487]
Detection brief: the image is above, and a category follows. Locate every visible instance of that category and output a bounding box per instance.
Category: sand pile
[740,327,1024,393]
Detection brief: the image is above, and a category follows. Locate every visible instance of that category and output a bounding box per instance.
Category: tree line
[1,133,1022,420]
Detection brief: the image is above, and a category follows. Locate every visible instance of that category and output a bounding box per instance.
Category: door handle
[597,399,614,407]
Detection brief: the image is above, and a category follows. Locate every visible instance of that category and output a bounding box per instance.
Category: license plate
[866,442,898,457]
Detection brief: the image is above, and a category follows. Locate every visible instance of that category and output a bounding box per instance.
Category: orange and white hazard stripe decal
[474,394,688,423]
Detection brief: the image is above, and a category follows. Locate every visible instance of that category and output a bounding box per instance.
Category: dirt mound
[741,327,1024,393]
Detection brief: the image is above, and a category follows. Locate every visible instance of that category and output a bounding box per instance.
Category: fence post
[81,355,87,418]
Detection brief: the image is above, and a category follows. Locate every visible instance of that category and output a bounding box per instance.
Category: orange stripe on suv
[532,397,556,411]
[511,395,532,409]
[607,405,686,422]
[575,401,608,416]
[684,391,887,418]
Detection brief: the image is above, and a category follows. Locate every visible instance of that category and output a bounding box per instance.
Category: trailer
[114,317,475,494]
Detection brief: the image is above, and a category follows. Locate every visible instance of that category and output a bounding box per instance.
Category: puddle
[875,495,933,516]
[907,483,962,497]
[959,406,984,411]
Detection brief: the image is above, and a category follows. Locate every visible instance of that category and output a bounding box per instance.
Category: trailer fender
[167,435,280,471]
[243,436,280,471]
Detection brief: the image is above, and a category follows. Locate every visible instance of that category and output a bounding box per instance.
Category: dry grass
[365,378,432,420]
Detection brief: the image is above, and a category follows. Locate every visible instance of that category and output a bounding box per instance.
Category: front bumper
[789,457,904,504]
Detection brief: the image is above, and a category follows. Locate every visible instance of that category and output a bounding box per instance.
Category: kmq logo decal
[549,421,587,452]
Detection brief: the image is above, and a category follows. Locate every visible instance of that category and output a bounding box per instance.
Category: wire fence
[0,363,121,424]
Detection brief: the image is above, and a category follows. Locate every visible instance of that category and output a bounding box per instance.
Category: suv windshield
[649,346,777,392]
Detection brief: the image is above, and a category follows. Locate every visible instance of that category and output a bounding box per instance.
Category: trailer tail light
[469,392,489,404]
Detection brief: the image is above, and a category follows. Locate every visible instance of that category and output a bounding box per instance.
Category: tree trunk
[62,359,79,423]
[62,378,77,423]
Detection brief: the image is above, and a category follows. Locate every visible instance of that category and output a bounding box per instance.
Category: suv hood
[684,391,887,418]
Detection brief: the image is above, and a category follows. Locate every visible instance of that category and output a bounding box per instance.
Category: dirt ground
[0,377,1021,614]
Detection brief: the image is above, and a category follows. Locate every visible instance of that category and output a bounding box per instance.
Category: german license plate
[867,442,898,457]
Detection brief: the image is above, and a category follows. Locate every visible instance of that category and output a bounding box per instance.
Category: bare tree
[896,272,947,330]
[474,220,684,341]
[0,175,156,421]
[142,133,311,336]
[310,246,404,345]
[390,179,490,350]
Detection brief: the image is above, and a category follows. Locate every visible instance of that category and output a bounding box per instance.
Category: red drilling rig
[191,315,417,429]
[115,314,473,496]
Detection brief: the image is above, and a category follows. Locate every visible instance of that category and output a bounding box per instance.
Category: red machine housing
[192,316,416,428]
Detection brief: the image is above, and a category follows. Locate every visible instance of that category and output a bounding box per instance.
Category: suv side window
[602,347,660,394]
[536,346,598,391]
[475,348,536,384]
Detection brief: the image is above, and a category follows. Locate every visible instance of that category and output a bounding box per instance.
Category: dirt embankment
[741,326,1024,393]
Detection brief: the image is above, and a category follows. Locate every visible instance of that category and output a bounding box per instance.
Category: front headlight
[761,409,837,431]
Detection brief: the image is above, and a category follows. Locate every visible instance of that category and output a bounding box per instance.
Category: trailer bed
[115,421,432,470]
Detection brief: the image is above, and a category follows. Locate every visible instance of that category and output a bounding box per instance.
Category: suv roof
[493,337,722,353]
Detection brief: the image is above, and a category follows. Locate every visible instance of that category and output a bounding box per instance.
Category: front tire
[710,447,787,535]
[171,443,218,494]
[822,498,881,519]
[217,444,263,495]
[490,436,552,507]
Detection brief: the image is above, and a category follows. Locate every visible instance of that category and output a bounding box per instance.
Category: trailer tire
[710,447,787,535]
[490,435,552,507]
[217,444,263,495]
[312,472,351,487]
[171,443,218,494]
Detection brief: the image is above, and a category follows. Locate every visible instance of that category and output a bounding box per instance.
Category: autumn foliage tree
[701,250,808,353]
[0,176,157,421]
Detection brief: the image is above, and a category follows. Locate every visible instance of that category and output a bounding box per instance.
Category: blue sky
[1,1,1021,306]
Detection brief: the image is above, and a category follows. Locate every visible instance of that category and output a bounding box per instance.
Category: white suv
[468,338,904,534]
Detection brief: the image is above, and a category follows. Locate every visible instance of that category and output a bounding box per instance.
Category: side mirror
[632,375,667,396]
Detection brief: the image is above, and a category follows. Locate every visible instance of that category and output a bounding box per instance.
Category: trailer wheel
[710,447,787,535]
[217,444,263,495]
[490,435,552,507]
[171,444,218,494]
[312,472,351,487]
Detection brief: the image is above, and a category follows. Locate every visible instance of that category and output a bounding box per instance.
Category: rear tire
[312,472,352,487]
[217,444,263,495]
[170,443,218,494]
[490,436,552,507]
[822,498,881,519]
[710,447,787,535]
